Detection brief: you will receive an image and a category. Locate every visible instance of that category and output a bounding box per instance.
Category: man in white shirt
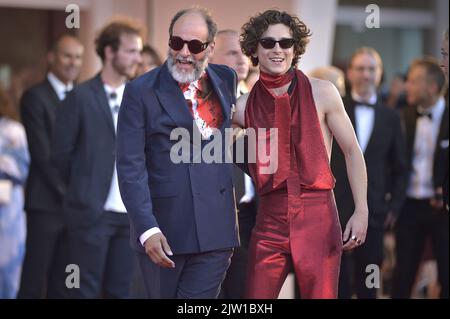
[19,34,83,298]
[51,20,143,298]
[392,57,448,299]
[331,47,407,299]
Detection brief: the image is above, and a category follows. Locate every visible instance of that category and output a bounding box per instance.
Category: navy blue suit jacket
[117,62,239,254]
[51,75,117,228]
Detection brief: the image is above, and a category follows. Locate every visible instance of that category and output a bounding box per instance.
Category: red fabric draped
[245,69,335,195]
[244,69,341,299]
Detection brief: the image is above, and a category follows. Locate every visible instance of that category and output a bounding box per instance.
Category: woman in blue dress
[0,87,29,298]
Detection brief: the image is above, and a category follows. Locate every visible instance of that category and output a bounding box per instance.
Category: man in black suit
[392,58,448,299]
[209,30,257,299]
[332,47,407,299]
[51,20,143,298]
[19,34,83,298]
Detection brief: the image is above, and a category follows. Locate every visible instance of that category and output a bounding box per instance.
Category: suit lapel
[344,98,358,149]
[90,74,115,135]
[436,105,449,143]
[206,66,231,132]
[344,96,381,156]
[344,97,357,127]
[155,63,232,141]
[155,63,199,140]
[43,79,61,107]
[363,103,381,156]
[43,79,63,123]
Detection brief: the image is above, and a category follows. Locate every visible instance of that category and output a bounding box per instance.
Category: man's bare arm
[316,80,368,250]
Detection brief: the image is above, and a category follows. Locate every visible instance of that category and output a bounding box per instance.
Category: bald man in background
[209,29,257,299]
[19,34,84,298]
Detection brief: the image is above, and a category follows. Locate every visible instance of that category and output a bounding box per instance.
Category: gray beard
[167,52,209,83]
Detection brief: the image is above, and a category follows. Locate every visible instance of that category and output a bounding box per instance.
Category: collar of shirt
[103,83,126,109]
[351,91,377,106]
[237,81,249,97]
[417,97,445,123]
[47,72,73,101]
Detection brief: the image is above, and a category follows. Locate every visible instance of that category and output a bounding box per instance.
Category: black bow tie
[416,110,432,120]
[110,92,117,100]
[353,99,376,108]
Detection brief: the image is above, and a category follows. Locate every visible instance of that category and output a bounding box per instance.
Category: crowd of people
[0,7,448,299]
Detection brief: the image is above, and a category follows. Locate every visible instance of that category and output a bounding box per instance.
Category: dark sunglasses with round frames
[259,37,295,49]
[169,36,210,54]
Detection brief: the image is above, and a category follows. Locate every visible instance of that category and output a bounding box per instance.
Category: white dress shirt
[352,92,377,153]
[47,72,73,101]
[103,83,127,213]
[236,82,256,204]
[407,97,446,199]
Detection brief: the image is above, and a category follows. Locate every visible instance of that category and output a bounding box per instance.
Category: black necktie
[353,99,376,108]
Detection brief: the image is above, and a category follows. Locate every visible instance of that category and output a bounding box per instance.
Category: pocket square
[440,139,449,149]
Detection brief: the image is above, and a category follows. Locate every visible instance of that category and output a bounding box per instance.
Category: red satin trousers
[245,188,342,299]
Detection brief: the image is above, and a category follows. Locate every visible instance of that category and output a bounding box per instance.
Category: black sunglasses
[259,37,295,49]
[169,36,210,54]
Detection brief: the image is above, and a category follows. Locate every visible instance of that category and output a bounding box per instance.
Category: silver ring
[351,235,357,241]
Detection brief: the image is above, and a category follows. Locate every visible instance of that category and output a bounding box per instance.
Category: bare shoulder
[309,77,344,114]
[233,92,249,128]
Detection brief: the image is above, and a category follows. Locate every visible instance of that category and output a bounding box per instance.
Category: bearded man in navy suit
[117,8,239,299]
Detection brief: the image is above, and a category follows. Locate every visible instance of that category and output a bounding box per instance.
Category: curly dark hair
[240,10,311,67]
